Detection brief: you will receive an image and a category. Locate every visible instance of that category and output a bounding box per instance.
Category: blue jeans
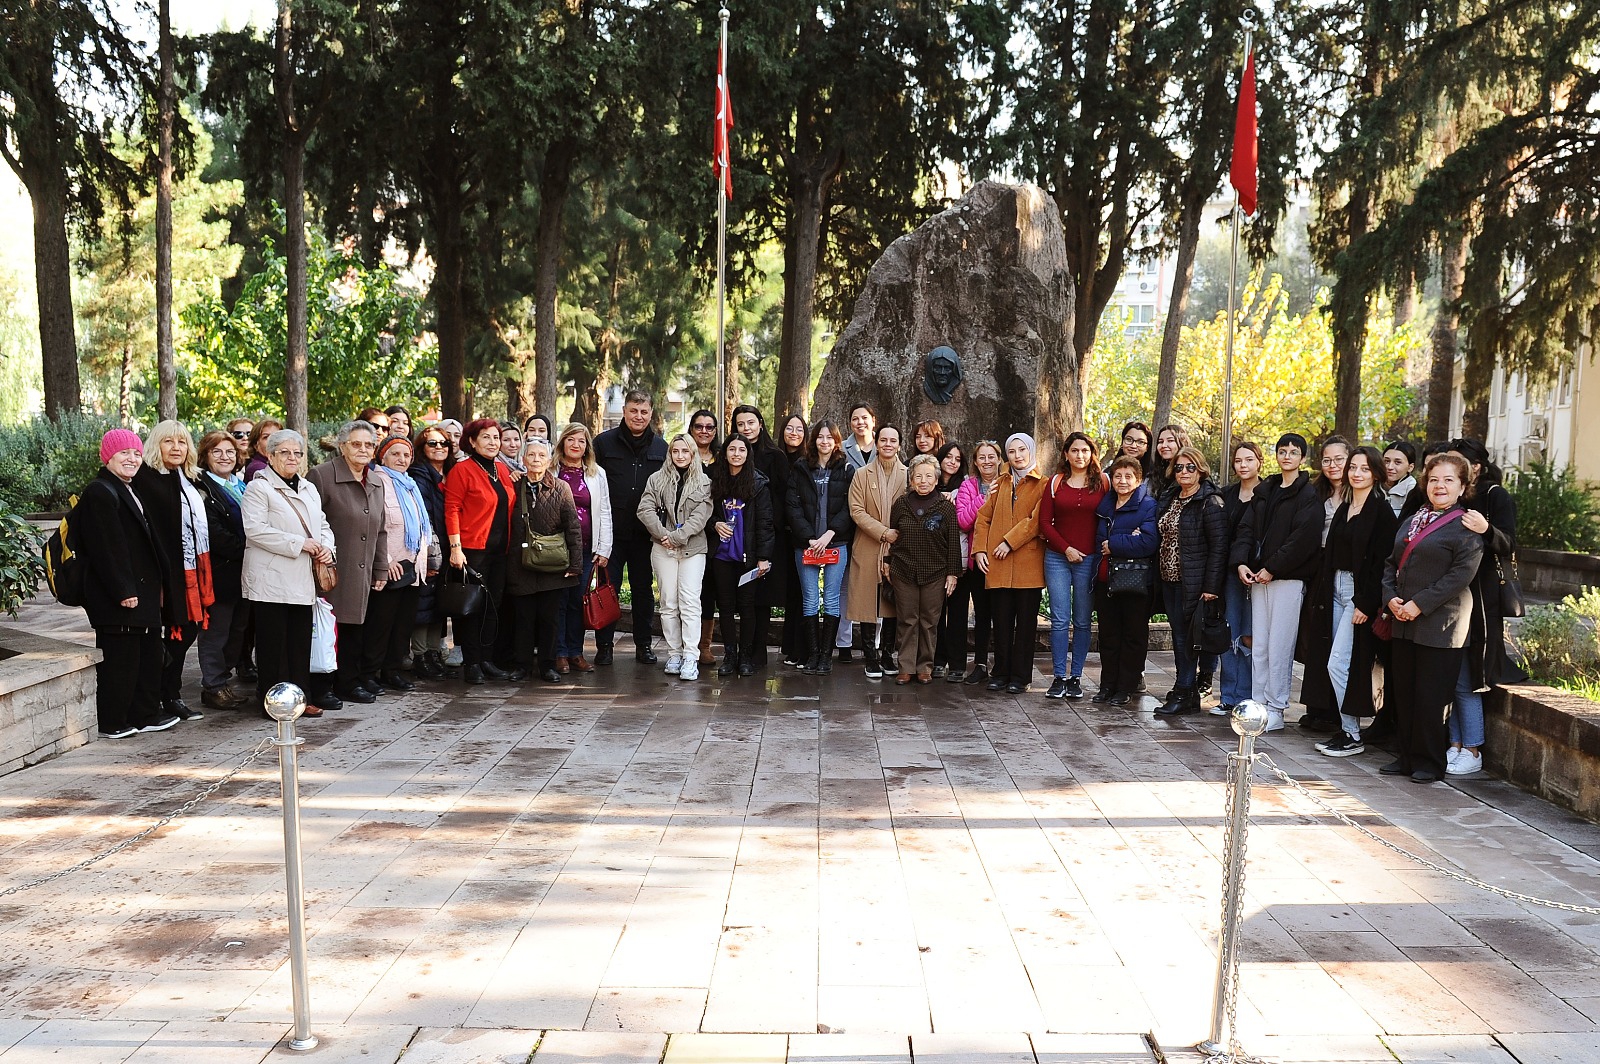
[797,543,849,617]
[1326,570,1359,736]
[1045,550,1095,678]
[1219,578,1253,705]
[1449,657,1486,747]
[557,555,594,657]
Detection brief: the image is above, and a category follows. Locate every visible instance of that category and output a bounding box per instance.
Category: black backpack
[43,494,86,608]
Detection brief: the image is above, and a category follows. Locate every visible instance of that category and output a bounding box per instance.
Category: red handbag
[583,568,622,631]
[801,546,840,566]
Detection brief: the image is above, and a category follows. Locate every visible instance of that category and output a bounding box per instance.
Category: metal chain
[1257,753,1600,916]
[0,737,276,899]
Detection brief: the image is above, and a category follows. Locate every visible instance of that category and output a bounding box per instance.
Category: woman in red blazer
[444,418,518,683]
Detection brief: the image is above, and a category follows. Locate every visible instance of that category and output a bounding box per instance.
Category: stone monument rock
[811,180,1077,462]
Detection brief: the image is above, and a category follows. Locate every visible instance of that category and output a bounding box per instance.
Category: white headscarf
[1003,432,1037,476]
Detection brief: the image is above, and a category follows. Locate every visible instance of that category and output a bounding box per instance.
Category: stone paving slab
[3,595,1600,1062]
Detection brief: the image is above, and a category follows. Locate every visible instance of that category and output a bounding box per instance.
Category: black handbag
[437,564,487,617]
[1194,597,1232,655]
[1105,556,1155,595]
[1496,553,1526,618]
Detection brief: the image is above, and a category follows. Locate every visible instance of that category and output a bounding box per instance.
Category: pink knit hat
[100,428,145,464]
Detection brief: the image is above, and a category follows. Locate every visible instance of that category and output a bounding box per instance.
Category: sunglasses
[692,423,716,432]
[425,440,449,448]
[230,430,250,439]
[1173,462,1200,473]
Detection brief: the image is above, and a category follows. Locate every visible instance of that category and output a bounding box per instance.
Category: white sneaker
[1445,747,1462,770]
[665,653,683,673]
[1265,709,1285,733]
[679,660,699,681]
[1446,748,1483,775]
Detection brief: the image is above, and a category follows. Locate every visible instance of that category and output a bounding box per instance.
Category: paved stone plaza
[2,602,1600,1063]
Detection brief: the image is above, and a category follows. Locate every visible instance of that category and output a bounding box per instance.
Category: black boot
[718,645,739,677]
[799,614,819,672]
[1156,686,1196,715]
[818,616,840,673]
[880,619,899,675]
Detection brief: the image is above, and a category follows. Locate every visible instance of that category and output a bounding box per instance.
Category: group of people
[71,397,1515,785]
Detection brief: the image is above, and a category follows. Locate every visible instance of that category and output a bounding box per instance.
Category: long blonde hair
[144,420,198,478]
[556,422,597,476]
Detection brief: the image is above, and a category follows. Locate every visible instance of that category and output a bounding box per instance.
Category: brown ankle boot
[698,618,716,664]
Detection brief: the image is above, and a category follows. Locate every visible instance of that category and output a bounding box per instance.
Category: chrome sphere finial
[1232,699,1270,738]
[263,682,307,722]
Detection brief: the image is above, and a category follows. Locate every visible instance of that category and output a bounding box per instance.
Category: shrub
[1505,461,1600,552]
[0,413,120,514]
[0,507,46,616]
[1513,589,1600,703]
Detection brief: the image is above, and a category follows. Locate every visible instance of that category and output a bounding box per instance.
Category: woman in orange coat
[972,432,1046,694]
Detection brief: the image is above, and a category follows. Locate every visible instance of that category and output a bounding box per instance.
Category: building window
[1558,364,1573,407]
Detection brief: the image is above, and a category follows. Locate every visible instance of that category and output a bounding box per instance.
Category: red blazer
[444,457,516,551]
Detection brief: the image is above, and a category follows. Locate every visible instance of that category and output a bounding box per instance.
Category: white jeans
[1250,577,1305,711]
[1326,570,1360,735]
[652,545,705,656]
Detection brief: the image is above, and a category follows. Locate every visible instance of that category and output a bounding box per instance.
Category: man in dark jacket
[592,390,668,663]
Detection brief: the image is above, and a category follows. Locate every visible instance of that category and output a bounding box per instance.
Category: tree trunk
[1392,271,1418,328]
[119,341,133,424]
[723,323,742,428]
[276,0,308,436]
[1152,195,1203,430]
[1426,229,1467,443]
[774,149,840,424]
[1461,397,1487,442]
[534,139,575,419]
[434,240,469,419]
[155,0,177,422]
[26,165,81,421]
[1331,182,1374,440]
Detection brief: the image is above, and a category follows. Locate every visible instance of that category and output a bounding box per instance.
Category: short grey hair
[907,453,940,479]
[524,438,554,459]
[336,420,377,446]
[266,428,305,456]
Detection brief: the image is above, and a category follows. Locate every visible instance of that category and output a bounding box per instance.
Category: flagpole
[715,6,730,431]
[1219,27,1251,488]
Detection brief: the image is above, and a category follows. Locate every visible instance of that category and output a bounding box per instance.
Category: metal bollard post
[264,683,317,1052]
[1197,699,1269,1060]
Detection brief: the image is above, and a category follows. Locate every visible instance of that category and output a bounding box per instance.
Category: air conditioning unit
[1138,281,1153,293]
[1527,413,1548,439]
[1520,439,1546,466]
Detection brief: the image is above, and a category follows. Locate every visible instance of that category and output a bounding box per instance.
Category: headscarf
[1003,432,1037,476]
[381,465,430,555]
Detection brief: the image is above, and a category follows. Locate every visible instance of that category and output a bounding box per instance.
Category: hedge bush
[0,506,46,616]
[0,413,121,515]
[1506,461,1600,552]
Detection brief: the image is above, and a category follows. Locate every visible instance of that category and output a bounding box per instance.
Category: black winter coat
[76,469,168,630]
[131,465,187,627]
[410,461,448,625]
[1466,482,1519,689]
[594,425,668,543]
[504,476,583,597]
[1299,496,1400,718]
[1230,471,1324,582]
[751,445,793,607]
[711,471,777,568]
[1156,480,1229,619]
[787,456,855,545]
[197,475,247,604]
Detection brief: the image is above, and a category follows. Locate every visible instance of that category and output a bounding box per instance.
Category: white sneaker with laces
[665,653,683,673]
[1447,748,1483,775]
[1265,709,1285,733]
[679,660,699,681]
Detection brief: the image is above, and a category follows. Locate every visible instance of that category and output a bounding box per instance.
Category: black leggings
[711,558,762,658]
[989,586,1041,685]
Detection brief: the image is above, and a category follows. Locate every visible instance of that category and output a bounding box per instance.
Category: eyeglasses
[1320,455,1344,465]
[346,441,376,450]
[692,423,716,433]
[1173,462,1200,473]
[273,450,305,458]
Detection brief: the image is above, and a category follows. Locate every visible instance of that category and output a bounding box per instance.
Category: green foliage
[179,215,434,424]
[1515,589,1600,702]
[1087,270,1419,466]
[0,412,119,514]
[0,507,47,617]
[1505,463,1600,553]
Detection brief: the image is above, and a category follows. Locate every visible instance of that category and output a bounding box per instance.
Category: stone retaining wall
[1520,548,1600,601]
[1485,683,1600,822]
[0,625,101,778]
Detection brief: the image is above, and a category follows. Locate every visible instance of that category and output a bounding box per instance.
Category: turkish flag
[1230,49,1258,216]
[715,40,734,201]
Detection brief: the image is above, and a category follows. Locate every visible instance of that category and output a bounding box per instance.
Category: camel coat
[845,457,907,621]
[307,457,390,624]
[972,466,1046,589]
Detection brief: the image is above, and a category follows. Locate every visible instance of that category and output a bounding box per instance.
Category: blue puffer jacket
[1093,481,1159,580]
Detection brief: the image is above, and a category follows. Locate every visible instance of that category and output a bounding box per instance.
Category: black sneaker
[166,699,203,721]
[1091,685,1115,704]
[99,726,138,739]
[1320,732,1365,757]
[636,647,658,665]
[140,715,181,733]
[1045,678,1069,699]
[963,664,988,686]
[1063,677,1084,700]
